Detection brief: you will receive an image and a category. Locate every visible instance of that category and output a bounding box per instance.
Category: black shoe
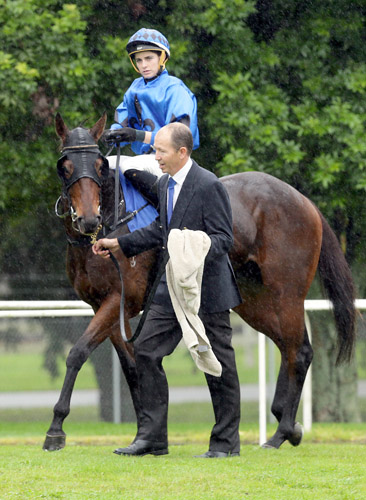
[114,439,168,457]
[195,450,240,458]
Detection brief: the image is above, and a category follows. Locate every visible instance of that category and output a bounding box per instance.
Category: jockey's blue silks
[119,173,158,232]
[114,70,199,155]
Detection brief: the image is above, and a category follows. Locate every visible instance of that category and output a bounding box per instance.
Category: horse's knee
[66,344,89,370]
[297,341,313,372]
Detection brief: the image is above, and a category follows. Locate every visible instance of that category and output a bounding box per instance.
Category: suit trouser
[133,303,241,453]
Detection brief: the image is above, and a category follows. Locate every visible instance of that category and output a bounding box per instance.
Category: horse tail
[317,211,356,364]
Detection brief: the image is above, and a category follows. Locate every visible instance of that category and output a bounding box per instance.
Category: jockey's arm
[124,169,159,208]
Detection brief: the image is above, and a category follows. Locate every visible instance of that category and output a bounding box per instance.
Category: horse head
[55,112,109,235]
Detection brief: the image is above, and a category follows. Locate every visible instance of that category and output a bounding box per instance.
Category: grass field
[1,322,366,498]
[0,421,365,500]
[0,339,262,391]
[1,339,366,391]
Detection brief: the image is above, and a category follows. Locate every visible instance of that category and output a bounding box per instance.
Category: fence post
[303,312,312,431]
[112,349,121,424]
[258,332,267,445]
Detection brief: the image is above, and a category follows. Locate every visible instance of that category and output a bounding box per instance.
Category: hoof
[288,422,304,447]
[43,433,66,452]
[261,442,277,449]
[261,438,281,449]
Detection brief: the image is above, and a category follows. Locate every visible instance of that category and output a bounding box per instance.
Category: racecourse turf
[0,420,365,500]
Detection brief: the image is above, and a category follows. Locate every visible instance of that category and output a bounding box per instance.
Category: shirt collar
[170,158,192,186]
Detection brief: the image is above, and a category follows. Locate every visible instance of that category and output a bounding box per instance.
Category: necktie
[167,177,176,224]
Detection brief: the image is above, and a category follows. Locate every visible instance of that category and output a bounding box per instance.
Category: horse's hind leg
[235,297,313,449]
[264,325,313,449]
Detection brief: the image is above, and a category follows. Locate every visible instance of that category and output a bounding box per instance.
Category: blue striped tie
[167,177,176,224]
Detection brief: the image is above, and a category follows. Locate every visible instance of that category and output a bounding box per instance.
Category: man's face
[154,129,184,176]
[135,51,160,79]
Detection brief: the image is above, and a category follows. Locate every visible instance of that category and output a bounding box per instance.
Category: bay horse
[43,113,356,451]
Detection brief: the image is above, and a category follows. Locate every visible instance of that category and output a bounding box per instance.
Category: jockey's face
[134,51,160,79]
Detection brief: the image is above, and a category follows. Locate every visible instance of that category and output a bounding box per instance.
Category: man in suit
[93,122,242,458]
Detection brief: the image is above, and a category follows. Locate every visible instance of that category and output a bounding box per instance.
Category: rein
[109,144,131,344]
[106,144,149,344]
[55,192,148,243]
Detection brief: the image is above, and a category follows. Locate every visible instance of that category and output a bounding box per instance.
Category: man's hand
[102,127,146,145]
[92,238,120,259]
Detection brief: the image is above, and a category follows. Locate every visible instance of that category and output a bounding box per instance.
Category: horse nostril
[77,215,102,234]
[76,216,85,232]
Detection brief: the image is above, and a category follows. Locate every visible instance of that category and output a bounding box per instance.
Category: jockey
[104,28,199,194]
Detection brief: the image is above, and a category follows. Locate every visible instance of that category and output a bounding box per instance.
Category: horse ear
[89,112,107,143]
[55,113,69,143]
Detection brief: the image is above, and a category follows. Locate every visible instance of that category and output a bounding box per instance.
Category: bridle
[54,192,104,246]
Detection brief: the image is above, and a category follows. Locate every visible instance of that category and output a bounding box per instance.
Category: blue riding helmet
[126,28,170,74]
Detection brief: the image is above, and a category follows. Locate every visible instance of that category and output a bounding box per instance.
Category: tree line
[2,0,366,283]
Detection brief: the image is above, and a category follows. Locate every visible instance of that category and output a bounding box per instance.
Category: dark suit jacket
[118,160,242,313]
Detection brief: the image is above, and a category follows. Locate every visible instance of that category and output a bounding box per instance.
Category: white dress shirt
[167,158,192,211]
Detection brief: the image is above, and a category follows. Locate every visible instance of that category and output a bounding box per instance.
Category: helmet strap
[129,55,140,73]
[157,51,168,75]
[129,51,168,75]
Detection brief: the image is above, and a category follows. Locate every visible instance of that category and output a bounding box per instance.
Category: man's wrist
[111,238,120,252]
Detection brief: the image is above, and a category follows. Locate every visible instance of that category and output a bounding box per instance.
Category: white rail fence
[1,299,365,445]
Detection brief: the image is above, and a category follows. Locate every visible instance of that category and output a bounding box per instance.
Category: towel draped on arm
[166,229,222,377]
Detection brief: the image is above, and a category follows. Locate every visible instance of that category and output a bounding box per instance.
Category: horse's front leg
[43,296,120,451]
[110,320,142,430]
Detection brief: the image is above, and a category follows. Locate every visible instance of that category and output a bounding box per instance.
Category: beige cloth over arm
[166,229,222,377]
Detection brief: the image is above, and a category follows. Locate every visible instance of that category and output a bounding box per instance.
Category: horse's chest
[66,250,103,302]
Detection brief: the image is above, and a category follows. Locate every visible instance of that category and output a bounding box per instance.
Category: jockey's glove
[103,127,146,145]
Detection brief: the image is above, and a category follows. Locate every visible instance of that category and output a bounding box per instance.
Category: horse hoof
[42,433,66,452]
[261,435,282,449]
[261,442,277,449]
[288,422,304,447]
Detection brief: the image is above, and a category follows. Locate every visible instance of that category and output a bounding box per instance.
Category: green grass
[0,351,96,392]
[0,340,261,392]
[0,422,365,500]
[1,397,366,426]
[1,328,366,392]
[0,401,260,425]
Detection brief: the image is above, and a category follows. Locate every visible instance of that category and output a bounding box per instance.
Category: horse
[43,112,356,451]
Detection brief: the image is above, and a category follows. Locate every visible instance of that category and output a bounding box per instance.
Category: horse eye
[61,161,73,179]
[95,158,107,178]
